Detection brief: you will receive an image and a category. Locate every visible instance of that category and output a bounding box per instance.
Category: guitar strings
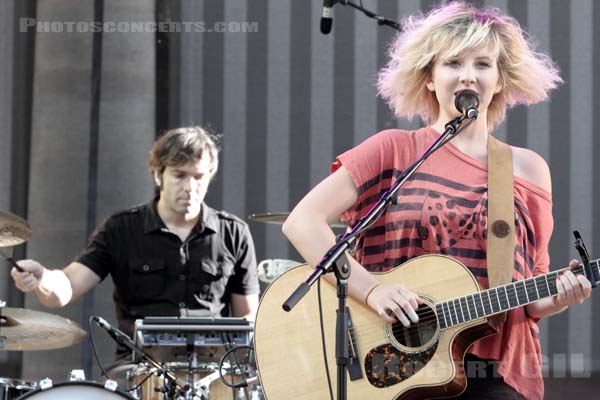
[344,280,563,338]
[330,266,581,340]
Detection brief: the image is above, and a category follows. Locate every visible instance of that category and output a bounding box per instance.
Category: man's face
[155,158,212,219]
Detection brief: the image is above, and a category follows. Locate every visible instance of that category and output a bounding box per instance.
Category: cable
[89,315,147,394]
[217,344,255,389]
[317,278,335,400]
[88,315,110,378]
[127,369,157,393]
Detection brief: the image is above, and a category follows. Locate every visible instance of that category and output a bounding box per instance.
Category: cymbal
[0,307,87,351]
[0,211,32,247]
[248,212,346,229]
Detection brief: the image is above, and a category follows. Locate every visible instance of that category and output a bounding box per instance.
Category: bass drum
[16,381,134,399]
[0,377,36,399]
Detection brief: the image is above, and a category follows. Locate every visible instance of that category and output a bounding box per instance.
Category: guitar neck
[436,258,600,329]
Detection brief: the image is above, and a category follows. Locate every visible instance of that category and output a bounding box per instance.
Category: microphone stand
[283,115,475,400]
[335,0,402,31]
[92,317,184,398]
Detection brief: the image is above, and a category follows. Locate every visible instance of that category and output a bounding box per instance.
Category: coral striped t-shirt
[332,127,553,400]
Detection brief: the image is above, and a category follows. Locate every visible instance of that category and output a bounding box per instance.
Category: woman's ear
[426,81,435,92]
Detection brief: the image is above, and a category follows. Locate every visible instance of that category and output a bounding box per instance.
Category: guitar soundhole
[389,302,438,350]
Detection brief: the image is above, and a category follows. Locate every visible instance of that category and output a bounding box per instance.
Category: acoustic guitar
[254,254,597,399]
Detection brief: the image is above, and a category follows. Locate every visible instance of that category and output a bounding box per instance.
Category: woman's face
[427,44,501,124]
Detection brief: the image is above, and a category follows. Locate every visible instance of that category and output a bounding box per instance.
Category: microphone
[94,316,138,349]
[320,0,335,34]
[454,90,479,120]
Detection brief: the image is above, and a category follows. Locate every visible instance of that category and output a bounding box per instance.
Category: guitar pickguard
[365,341,439,388]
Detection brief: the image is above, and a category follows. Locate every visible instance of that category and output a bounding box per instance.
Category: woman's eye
[477,62,491,68]
[445,60,460,66]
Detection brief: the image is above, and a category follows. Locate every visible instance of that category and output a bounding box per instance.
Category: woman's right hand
[366,283,423,327]
[10,259,45,292]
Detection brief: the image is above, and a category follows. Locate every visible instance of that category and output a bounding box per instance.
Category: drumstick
[0,249,24,272]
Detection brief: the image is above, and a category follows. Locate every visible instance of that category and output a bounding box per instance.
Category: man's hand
[11,259,45,292]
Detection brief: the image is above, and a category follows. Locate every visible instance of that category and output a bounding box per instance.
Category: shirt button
[142,265,149,272]
[179,274,186,281]
[179,302,186,308]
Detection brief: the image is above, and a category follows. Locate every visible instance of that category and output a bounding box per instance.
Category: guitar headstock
[573,230,597,288]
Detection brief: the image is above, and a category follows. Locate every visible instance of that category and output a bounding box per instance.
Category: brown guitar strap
[486,135,515,322]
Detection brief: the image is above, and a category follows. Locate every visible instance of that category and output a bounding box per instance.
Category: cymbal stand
[187,351,198,400]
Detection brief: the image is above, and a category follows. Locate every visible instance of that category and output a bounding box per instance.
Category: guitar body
[254,254,499,399]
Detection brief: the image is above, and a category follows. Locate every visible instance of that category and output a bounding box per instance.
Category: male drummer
[11,126,259,358]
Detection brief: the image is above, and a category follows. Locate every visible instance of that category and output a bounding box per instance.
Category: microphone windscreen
[320,18,332,34]
[454,90,479,114]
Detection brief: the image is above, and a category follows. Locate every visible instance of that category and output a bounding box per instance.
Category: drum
[257,259,301,293]
[16,381,134,399]
[128,363,244,400]
[0,377,36,400]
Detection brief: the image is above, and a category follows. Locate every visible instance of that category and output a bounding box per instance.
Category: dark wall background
[0,1,599,398]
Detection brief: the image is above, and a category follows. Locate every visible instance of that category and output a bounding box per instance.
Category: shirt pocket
[191,260,235,302]
[129,258,166,302]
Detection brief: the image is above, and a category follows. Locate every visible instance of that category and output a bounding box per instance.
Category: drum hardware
[257,259,302,293]
[0,377,37,400]
[91,316,184,397]
[68,369,86,382]
[0,307,86,351]
[16,380,135,399]
[248,212,346,229]
[130,317,260,399]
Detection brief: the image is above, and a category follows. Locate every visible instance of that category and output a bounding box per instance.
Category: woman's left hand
[553,259,593,308]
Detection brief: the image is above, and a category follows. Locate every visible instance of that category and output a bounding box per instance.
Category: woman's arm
[282,166,421,326]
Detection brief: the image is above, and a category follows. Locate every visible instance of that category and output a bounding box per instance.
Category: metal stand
[283,115,475,400]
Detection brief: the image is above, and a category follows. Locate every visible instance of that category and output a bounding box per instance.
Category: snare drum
[0,377,36,400]
[16,381,134,399]
[128,363,242,400]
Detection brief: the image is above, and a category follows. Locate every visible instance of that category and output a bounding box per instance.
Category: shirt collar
[143,199,219,235]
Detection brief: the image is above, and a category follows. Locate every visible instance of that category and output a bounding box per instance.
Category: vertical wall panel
[222,0,247,218]
[0,0,17,377]
[332,6,355,158]
[179,0,203,125]
[201,0,224,208]
[245,1,268,260]
[547,0,572,373]
[263,0,291,260]
[23,0,93,381]
[593,0,600,376]
[309,1,334,187]
[567,0,593,376]
[0,0,15,298]
[526,0,553,359]
[353,0,378,145]
[288,1,312,202]
[91,0,156,378]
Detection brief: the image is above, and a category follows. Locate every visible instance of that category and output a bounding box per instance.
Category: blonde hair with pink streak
[377,1,562,130]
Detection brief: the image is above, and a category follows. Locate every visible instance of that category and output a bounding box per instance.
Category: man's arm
[231,293,259,321]
[11,260,101,307]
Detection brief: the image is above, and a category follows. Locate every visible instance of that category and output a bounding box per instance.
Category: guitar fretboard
[436,259,599,330]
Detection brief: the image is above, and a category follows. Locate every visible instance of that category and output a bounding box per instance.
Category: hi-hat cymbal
[248,212,346,229]
[0,211,32,247]
[0,307,87,351]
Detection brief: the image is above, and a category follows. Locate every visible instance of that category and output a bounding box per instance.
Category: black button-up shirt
[76,200,259,339]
